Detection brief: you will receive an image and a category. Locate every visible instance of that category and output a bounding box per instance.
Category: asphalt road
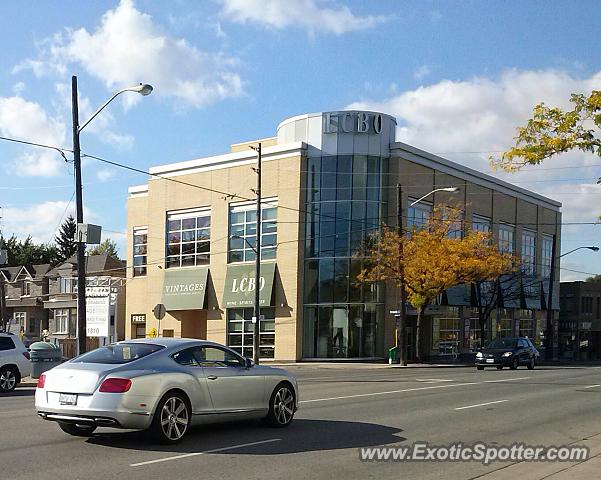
[2,364,601,480]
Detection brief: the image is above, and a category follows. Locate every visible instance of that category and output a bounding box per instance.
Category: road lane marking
[454,399,509,410]
[300,377,530,404]
[130,438,281,467]
[416,378,455,383]
[583,384,601,389]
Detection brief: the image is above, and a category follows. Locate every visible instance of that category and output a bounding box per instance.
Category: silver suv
[0,333,32,393]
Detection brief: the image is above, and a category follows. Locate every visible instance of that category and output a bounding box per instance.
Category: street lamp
[560,246,600,258]
[409,187,460,206]
[72,76,152,355]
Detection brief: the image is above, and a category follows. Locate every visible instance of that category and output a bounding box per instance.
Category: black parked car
[475,337,539,370]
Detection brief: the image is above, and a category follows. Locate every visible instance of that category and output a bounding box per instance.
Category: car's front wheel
[527,356,536,370]
[476,365,485,370]
[496,365,503,370]
[58,422,97,437]
[150,393,190,444]
[510,358,519,370]
[264,383,295,427]
[0,366,18,393]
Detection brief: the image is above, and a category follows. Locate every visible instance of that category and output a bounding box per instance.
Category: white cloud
[96,168,116,182]
[413,65,431,81]
[0,96,67,176]
[2,201,97,244]
[17,0,243,109]
[219,0,388,35]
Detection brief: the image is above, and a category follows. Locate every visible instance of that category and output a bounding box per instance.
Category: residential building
[560,281,601,360]
[126,110,561,361]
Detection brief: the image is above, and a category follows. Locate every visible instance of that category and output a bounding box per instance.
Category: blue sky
[0,0,599,279]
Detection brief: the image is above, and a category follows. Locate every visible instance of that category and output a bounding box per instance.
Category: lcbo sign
[231,276,266,293]
[323,112,383,135]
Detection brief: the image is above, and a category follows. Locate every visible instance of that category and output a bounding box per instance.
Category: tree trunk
[415,306,424,362]
[479,306,486,349]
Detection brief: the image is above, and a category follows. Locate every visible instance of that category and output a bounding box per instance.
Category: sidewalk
[478,432,601,479]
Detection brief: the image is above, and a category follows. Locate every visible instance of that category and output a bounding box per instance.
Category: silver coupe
[35,338,299,443]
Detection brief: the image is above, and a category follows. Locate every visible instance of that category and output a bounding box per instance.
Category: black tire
[0,366,19,393]
[476,366,485,370]
[527,356,535,370]
[510,358,519,370]
[58,422,97,437]
[264,383,295,427]
[149,392,190,444]
[496,365,503,370]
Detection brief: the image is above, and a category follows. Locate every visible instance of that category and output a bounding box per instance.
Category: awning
[162,268,209,311]
[522,276,541,310]
[444,284,472,306]
[499,274,521,308]
[541,280,560,310]
[222,263,276,308]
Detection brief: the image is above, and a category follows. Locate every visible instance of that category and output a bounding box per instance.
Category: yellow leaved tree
[359,207,515,361]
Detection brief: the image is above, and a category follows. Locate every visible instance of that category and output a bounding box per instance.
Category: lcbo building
[126,110,561,361]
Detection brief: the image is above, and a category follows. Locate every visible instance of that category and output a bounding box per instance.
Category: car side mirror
[245,357,254,368]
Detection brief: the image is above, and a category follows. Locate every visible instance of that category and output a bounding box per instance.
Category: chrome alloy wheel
[0,369,16,392]
[273,387,295,425]
[160,396,189,441]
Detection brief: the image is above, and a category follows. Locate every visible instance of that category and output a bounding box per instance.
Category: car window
[0,337,16,351]
[517,339,526,348]
[486,338,517,349]
[195,346,243,368]
[526,339,534,348]
[72,343,164,364]
[172,347,201,367]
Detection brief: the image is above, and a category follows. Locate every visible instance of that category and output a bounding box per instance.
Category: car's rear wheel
[264,383,295,427]
[150,393,190,444]
[476,366,485,370]
[527,356,535,370]
[496,365,503,370]
[510,358,519,370]
[0,366,18,393]
[58,422,97,437]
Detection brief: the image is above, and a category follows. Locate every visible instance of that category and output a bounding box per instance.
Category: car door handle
[207,375,218,380]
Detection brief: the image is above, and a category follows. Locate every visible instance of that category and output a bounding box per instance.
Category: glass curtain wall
[303,155,387,358]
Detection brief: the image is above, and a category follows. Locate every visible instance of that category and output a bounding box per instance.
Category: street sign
[153,303,166,320]
[389,310,401,316]
[86,286,110,337]
[148,327,158,338]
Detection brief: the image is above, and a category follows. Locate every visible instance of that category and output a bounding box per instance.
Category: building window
[497,312,513,337]
[28,318,37,335]
[54,309,69,334]
[472,215,491,233]
[22,281,32,297]
[447,211,464,239]
[13,312,25,331]
[59,277,77,294]
[133,227,148,276]
[166,207,211,268]
[433,317,460,354]
[542,235,553,278]
[228,200,277,263]
[407,200,431,231]
[498,224,515,253]
[521,230,537,275]
[227,307,275,358]
[518,310,534,338]
[582,297,593,314]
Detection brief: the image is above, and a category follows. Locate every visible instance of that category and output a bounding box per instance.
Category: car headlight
[476,352,483,358]
[502,352,513,357]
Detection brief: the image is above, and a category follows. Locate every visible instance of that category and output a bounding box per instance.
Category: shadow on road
[86,418,405,455]
[0,389,35,398]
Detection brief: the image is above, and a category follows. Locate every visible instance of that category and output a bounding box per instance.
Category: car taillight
[37,374,46,389]
[99,378,132,393]
[23,351,30,360]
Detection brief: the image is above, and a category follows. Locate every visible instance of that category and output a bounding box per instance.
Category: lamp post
[396,186,459,364]
[558,245,599,360]
[72,76,152,355]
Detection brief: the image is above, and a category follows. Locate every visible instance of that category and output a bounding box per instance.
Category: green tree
[0,235,60,266]
[88,238,120,258]
[586,275,601,283]
[55,215,77,261]
[492,91,601,178]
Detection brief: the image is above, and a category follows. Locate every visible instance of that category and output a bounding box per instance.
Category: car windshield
[72,343,164,364]
[486,338,518,349]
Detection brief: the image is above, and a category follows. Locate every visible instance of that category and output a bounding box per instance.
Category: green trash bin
[29,342,62,379]
[388,346,398,364]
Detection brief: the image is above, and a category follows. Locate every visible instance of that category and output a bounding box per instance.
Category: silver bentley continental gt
[35,339,299,443]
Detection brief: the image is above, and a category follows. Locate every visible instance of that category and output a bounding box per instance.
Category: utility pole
[545,233,557,361]
[72,75,87,355]
[396,184,407,366]
[252,143,262,365]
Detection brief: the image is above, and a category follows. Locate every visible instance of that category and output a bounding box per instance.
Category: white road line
[583,384,601,389]
[416,378,455,383]
[455,399,509,410]
[300,376,531,404]
[130,438,281,467]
